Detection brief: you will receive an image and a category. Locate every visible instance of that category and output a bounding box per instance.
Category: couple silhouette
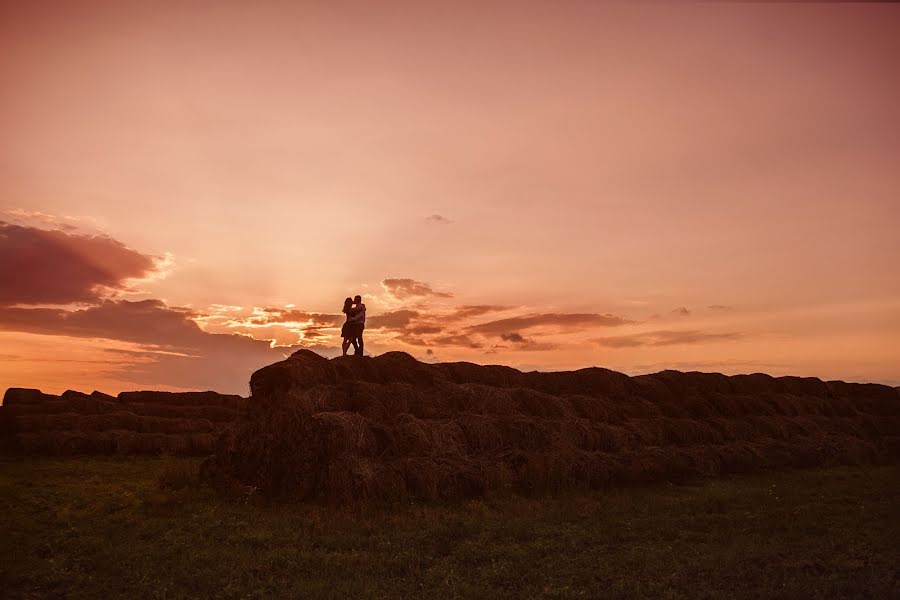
[341,295,366,356]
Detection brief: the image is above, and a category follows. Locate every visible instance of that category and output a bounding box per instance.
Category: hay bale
[188,433,217,455]
[199,405,240,422]
[775,376,829,398]
[2,388,59,406]
[311,412,390,457]
[393,413,431,455]
[249,349,337,398]
[425,420,467,456]
[59,391,102,413]
[78,412,142,432]
[204,356,900,499]
[6,351,886,491]
[162,435,192,455]
[119,391,245,408]
[135,416,214,435]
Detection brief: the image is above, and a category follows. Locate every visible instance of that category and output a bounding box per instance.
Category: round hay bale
[424,420,467,456]
[311,412,389,457]
[393,413,431,455]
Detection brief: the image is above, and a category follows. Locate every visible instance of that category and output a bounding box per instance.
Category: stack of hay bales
[203,350,900,501]
[0,388,246,455]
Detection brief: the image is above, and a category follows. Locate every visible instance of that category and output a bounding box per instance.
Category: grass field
[1,458,898,599]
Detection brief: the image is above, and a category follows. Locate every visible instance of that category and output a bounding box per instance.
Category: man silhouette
[349,295,366,356]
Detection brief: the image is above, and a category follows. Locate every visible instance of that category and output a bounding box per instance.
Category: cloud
[499,332,556,351]
[501,332,525,343]
[394,334,430,347]
[708,304,734,312]
[407,325,443,334]
[0,299,229,349]
[0,298,305,394]
[448,305,513,320]
[595,330,742,348]
[425,214,453,225]
[672,307,691,317]
[381,278,453,300]
[0,222,162,305]
[467,312,632,336]
[431,334,483,349]
[297,327,331,340]
[248,309,343,327]
[631,358,786,373]
[1,209,103,233]
[367,309,420,330]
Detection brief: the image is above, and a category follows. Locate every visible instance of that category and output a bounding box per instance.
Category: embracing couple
[340,295,366,356]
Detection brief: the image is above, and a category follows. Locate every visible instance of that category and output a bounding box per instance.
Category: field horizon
[6,351,900,401]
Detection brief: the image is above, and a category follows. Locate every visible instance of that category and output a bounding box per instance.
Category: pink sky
[1,1,899,395]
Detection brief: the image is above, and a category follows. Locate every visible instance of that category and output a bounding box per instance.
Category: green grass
[1,458,898,599]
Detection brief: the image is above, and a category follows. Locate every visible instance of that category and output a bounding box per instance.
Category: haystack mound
[202,351,900,501]
[0,389,246,455]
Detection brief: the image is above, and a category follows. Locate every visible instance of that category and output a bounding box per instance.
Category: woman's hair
[342,297,353,313]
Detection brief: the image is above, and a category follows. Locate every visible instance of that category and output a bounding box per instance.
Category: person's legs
[354,329,364,356]
[341,339,351,356]
[350,336,359,353]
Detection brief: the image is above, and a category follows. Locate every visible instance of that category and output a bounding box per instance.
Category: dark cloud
[0,222,160,305]
[499,331,557,351]
[367,309,420,330]
[381,278,453,300]
[249,309,342,327]
[467,313,632,336]
[708,304,733,312]
[448,305,512,320]
[596,330,742,348]
[425,214,453,225]
[431,334,483,349]
[407,325,443,334]
[0,300,205,348]
[395,335,430,347]
[298,327,331,340]
[672,307,691,317]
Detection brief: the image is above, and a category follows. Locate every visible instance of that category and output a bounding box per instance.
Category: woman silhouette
[340,297,357,356]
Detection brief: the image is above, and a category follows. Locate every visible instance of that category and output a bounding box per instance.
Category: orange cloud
[467,313,633,337]
[0,299,300,393]
[367,309,421,330]
[595,330,742,348]
[248,309,343,327]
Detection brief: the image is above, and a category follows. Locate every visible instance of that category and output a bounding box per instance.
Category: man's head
[354,295,362,304]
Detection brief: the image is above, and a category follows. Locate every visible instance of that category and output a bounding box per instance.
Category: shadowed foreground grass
[1,458,898,599]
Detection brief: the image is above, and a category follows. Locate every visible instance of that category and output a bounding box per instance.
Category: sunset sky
[1,1,899,396]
